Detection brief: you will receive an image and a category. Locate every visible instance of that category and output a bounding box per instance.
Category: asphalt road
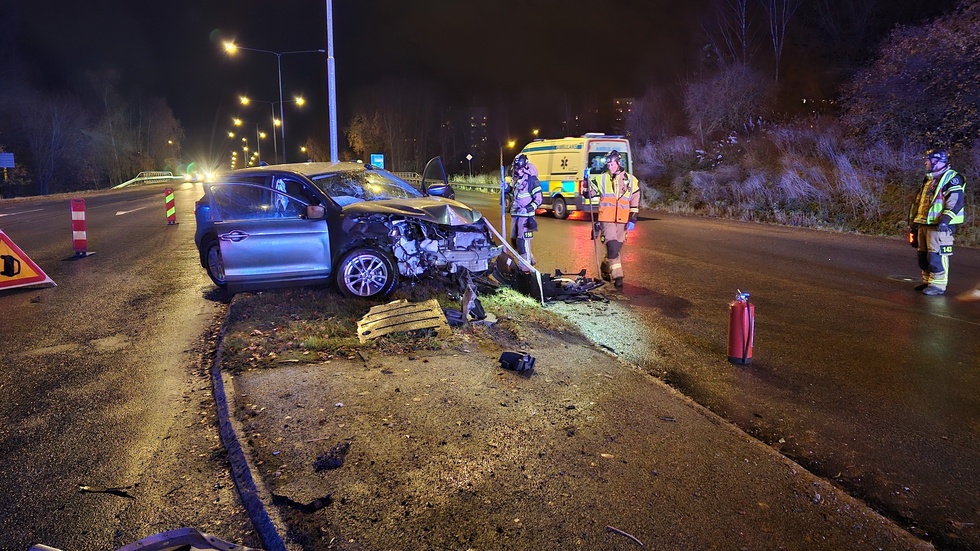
[2,184,977,549]
[458,189,980,550]
[0,184,257,550]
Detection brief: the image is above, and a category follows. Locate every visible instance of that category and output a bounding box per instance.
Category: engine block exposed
[387,218,501,277]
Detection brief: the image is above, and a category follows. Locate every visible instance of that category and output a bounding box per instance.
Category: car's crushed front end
[388,217,502,277]
[339,198,502,280]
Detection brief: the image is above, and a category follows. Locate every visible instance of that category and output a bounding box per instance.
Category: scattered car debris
[357,299,451,343]
[313,441,351,472]
[542,269,607,302]
[498,351,536,372]
[78,484,134,499]
[271,491,334,514]
[494,258,606,302]
[102,527,259,551]
[606,525,645,547]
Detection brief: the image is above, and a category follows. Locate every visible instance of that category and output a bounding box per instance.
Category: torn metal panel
[357,298,452,343]
[113,527,260,551]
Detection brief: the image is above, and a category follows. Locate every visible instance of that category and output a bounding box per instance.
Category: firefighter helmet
[512,154,529,176]
[926,149,948,170]
[606,150,622,172]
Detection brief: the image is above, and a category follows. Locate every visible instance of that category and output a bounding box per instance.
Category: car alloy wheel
[204,238,227,286]
[337,247,397,299]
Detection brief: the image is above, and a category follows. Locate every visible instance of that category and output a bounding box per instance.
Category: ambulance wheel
[552,197,568,219]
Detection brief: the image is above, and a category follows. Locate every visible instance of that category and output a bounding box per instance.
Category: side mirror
[306,205,326,219]
[421,156,454,200]
[425,183,452,198]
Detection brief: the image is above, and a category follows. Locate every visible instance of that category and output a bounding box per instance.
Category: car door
[207,179,332,287]
[420,156,454,199]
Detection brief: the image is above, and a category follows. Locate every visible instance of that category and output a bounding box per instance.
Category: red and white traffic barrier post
[70,198,90,257]
[165,187,177,225]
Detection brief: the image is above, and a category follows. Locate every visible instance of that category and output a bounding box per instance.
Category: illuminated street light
[224,41,325,163]
[239,94,306,164]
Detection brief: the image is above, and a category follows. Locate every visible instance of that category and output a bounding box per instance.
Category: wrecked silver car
[194,159,502,299]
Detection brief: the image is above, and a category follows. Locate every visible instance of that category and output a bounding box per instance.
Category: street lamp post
[224,42,324,163]
[255,125,263,163]
[240,95,305,164]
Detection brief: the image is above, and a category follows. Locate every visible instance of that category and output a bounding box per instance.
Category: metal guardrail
[393,172,421,185]
[112,171,182,189]
[451,181,500,193]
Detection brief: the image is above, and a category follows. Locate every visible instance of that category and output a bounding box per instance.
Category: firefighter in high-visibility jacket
[588,150,640,289]
[502,154,543,271]
[909,149,966,296]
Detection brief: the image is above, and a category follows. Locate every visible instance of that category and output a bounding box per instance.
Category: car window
[208,182,308,220]
[311,169,423,204]
[272,176,320,213]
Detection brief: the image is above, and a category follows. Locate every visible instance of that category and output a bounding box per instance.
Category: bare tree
[762,0,803,82]
[139,97,184,172]
[347,78,443,171]
[684,62,773,145]
[626,86,675,145]
[703,0,755,67]
[15,91,88,195]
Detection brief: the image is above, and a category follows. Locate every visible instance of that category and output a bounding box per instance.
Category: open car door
[420,156,454,200]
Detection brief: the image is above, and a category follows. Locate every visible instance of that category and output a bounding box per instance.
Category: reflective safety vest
[594,171,640,224]
[911,169,965,225]
[510,174,543,218]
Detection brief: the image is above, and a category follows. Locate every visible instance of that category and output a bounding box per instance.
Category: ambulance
[517,133,632,219]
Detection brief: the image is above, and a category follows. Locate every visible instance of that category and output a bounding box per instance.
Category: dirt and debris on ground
[224,289,931,551]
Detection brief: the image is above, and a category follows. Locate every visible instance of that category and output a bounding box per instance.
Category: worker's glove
[908,226,918,248]
[500,181,510,193]
[938,222,953,236]
[527,202,538,212]
[626,213,637,232]
[591,222,601,240]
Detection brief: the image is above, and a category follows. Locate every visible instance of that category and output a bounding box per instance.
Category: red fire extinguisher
[728,290,754,365]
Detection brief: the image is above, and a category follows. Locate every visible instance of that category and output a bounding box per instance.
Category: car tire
[336,247,398,299]
[203,236,227,287]
[552,197,568,219]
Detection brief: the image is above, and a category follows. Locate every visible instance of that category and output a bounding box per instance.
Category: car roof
[226,161,368,179]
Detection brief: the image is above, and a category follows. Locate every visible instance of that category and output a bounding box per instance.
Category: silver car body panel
[342,198,482,226]
[216,217,332,289]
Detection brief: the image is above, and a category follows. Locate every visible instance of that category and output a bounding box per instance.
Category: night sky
[1,0,957,161]
[2,0,705,157]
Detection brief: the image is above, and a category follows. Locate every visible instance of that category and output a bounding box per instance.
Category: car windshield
[311,169,424,205]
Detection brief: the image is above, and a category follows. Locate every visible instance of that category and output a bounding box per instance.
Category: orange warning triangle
[0,230,56,290]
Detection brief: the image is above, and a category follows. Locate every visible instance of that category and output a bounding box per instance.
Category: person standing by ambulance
[588,150,640,289]
[502,154,543,271]
[909,149,966,296]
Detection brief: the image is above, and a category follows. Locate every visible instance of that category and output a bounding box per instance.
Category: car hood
[342,198,484,226]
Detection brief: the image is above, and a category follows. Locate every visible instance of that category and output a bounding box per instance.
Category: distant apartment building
[466,107,489,172]
[611,97,634,136]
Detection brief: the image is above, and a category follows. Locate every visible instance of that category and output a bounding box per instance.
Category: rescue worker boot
[614,277,623,289]
[922,285,945,296]
[600,259,611,282]
[914,282,929,291]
